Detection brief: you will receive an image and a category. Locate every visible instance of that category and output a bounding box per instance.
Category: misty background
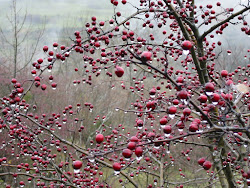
[0,0,249,71]
[0,0,113,43]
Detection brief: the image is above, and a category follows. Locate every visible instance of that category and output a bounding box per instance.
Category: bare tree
[0,0,45,79]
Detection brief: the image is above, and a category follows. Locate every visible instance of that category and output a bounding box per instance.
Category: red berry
[53,42,58,47]
[61,45,66,50]
[198,95,208,103]
[189,124,198,132]
[149,88,156,96]
[99,21,105,27]
[19,181,25,186]
[43,46,48,52]
[168,106,177,114]
[127,142,136,150]
[95,134,104,144]
[51,83,57,88]
[183,108,191,116]
[31,69,36,75]
[41,84,47,90]
[37,58,43,64]
[198,157,206,166]
[221,70,228,77]
[160,117,168,125]
[212,93,220,102]
[141,51,152,61]
[205,82,214,92]
[11,78,17,84]
[49,51,54,56]
[135,147,143,157]
[34,76,40,82]
[203,160,212,170]
[130,136,139,142]
[113,162,121,171]
[115,66,124,77]
[2,109,8,115]
[226,80,234,86]
[122,148,133,158]
[163,125,172,134]
[178,90,188,99]
[182,40,192,50]
[73,160,82,169]
[173,99,179,105]
[136,119,144,127]
[75,31,80,36]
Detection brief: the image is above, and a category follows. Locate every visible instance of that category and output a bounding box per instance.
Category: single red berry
[11,78,17,84]
[149,88,156,96]
[61,45,66,50]
[163,125,172,134]
[203,160,212,170]
[205,82,214,92]
[2,109,8,115]
[160,117,168,125]
[130,136,139,142]
[136,119,144,127]
[141,51,152,61]
[173,99,179,105]
[53,42,58,48]
[198,157,206,166]
[31,69,36,75]
[127,142,136,150]
[183,108,191,116]
[178,90,188,99]
[220,70,228,77]
[73,160,82,169]
[198,95,208,103]
[51,83,57,88]
[168,106,177,114]
[115,66,124,77]
[41,84,47,90]
[43,46,48,52]
[212,93,220,102]
[189,123,198,132]
[19,181,25,186]
[182,40,192,50]
[37,58,43,64]
[113,162,121,171]
[95,134,104,144]
[135,147,143,157]
[49,51,54,56]
[122,149,133,158]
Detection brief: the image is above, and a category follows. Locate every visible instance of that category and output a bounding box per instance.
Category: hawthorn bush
[0,0,250,187]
